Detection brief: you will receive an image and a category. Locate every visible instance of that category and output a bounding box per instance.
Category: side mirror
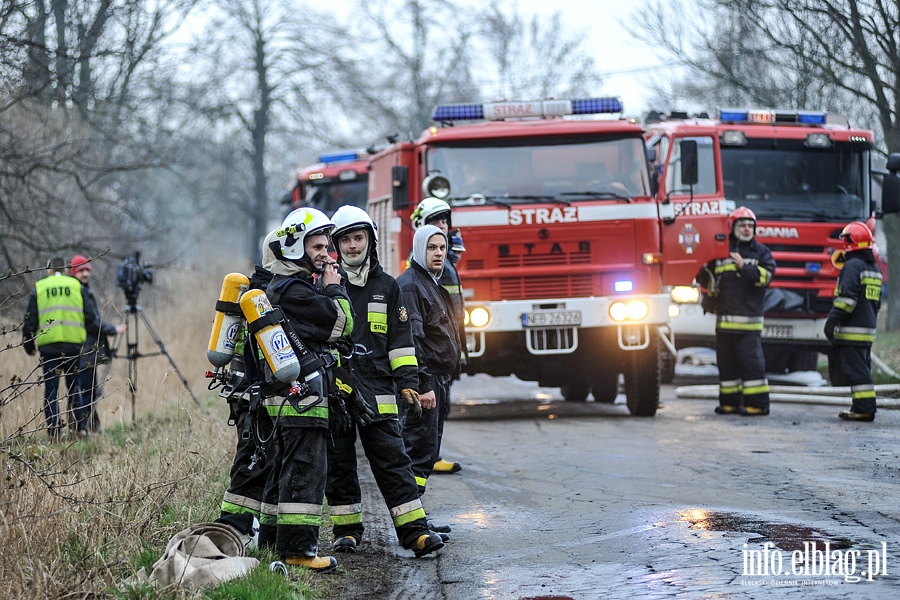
[883,175,900,215]
[392,166,409,211]
[680,140,698,187]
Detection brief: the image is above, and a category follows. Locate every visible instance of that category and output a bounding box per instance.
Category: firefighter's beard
[734,226,754,243]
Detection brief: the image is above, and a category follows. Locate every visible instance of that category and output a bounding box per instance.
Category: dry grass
[0,262,260,598]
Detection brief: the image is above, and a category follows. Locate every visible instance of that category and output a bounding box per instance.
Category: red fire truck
[367,97,726,416]
[645,108,900,379]
[284,150,370,214]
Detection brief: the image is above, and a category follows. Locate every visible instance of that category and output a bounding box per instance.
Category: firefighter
[23,256,99,439]
[825,222,882,421]
[411,197,465,475]
[257,208,353,573]
[324,205,444,558]
[396,225,461,503]
[696,207,775,416]
[216,231,278,541]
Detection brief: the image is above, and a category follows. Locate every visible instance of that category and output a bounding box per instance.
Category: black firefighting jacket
[695,235,775,332]
[396,261,461,393]
[828,250,882,346]
[343,260,419,418]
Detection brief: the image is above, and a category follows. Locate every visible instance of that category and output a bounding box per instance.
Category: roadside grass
[1,262,329,599]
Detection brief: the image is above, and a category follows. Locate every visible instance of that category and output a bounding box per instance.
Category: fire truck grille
[499,274,594,299]
[498,253,592,268]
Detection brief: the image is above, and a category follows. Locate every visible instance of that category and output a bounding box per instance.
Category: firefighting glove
[344,389,376,428]
[329,392,352,433]
[824,319,836,343]
[399,388,422,419]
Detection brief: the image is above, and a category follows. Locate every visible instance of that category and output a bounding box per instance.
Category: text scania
[509,207,579,225]
[756,226,800,239]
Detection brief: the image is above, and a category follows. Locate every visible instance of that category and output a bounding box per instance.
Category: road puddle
[676,509,855,551]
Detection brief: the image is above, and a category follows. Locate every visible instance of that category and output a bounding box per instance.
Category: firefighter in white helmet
[324,204,444,558]
[411,198,465,480]
[257,207,354,573]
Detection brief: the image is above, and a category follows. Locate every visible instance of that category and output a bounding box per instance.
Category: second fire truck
[367,97,725,416]
[645,108,900,379]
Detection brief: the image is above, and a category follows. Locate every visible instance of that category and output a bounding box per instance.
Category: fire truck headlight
[609,300,649,322]
[669,304,681,318]
[670,285,700,304]
[423,174,451,199]
[466,306,490,328]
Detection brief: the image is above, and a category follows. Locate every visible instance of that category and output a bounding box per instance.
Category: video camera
[117,251,153,307]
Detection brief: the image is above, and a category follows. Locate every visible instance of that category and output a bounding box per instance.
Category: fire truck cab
[284,150,370,215]
[646,108,900,378]
[368,97,727,416]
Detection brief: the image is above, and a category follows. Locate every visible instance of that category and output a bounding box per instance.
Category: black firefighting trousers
[258,425,328,558]
[400,373,451,496]
[326,417,430,549]
[829,344,876,414]
[220,396,273,519]
[715,330,770,410]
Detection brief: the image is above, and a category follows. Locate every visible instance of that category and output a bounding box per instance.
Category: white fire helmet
[331,205,378,244]
[411,197,452,230]
[276,207,335,260]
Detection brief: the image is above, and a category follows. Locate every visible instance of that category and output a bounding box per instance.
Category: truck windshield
[426,137,650,205]
[304,179,368,213]
[721,140,870,221]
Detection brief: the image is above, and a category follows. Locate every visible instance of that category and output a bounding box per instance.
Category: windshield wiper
[447,195,512,208]
[559,191,633,203]
[504,194,571,205]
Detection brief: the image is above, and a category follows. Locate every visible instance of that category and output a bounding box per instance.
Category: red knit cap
[70,255,91,275]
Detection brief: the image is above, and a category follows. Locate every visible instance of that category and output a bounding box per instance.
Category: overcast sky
[510,0,668,113]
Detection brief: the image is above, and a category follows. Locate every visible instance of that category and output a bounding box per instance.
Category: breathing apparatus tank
[207,273,250,367]
[239,289,302,383]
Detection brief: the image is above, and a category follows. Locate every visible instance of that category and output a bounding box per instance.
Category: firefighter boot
[839,410,875,422]
[333,535,359,553]
[284,555,338,573]
[714,405,739,415]
[433,458,462,474]
[412,533,444,558]
[740,406,770,416]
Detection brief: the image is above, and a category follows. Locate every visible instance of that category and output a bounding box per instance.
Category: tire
[623,334,661,416]
[591,370,619,403]
[561,379,590,402]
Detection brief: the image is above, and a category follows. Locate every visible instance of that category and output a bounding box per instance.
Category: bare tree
[181,0,346,261]
[477,5,600,101]
[634,0,900,328]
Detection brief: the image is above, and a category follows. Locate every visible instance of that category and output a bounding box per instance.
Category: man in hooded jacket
[396,225,461,498]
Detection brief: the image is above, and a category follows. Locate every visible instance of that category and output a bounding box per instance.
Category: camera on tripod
[117,251,154,308]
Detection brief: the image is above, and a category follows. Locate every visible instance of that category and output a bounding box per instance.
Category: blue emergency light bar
[431,97,623,122]
[318,150,368,164]
[717,108,828,125]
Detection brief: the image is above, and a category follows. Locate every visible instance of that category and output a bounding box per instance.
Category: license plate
[521,310,582,327]
[762,325,793,339]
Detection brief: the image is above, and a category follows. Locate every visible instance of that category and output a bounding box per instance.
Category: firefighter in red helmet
[695,207,776,415]
[825,221,882,421]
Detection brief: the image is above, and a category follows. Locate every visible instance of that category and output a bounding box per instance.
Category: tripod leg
[136,308,200,406]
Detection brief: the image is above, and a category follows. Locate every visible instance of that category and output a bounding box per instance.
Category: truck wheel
[561,380,590,402]
[591,370,619,403]
[624,338,660,416]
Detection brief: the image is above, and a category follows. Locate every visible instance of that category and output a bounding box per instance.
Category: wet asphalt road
[400,373,900,599]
